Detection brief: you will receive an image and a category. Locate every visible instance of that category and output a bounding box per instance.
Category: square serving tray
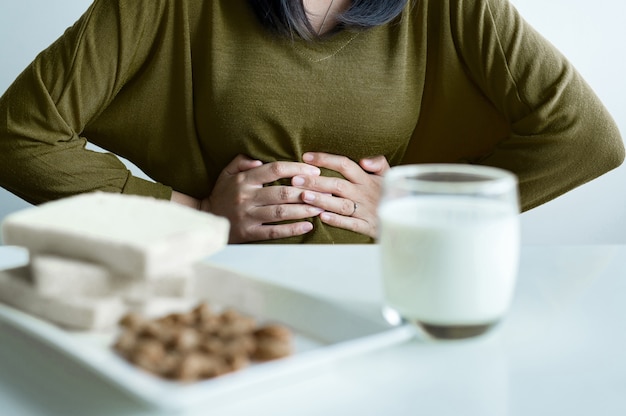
[0,261,414,411]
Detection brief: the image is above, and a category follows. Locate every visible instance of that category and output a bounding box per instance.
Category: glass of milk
[378,164,520,340]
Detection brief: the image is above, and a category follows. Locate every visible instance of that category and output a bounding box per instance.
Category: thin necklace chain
[317,0,336,35]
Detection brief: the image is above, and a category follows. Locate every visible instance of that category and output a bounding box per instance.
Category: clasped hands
[173,152,390,243]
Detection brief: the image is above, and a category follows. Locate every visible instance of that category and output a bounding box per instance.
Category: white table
[0,244,625,416]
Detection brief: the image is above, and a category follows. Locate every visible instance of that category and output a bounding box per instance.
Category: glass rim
[384,164,518,195]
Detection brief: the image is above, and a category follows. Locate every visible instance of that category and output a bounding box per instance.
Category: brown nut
[132,339,167,373]
[171,312,196,327]
[198,336,226,355]
[219,308,241,323]
[137,321,163,339]
[254,324,292,342]
[156,313,179,327]
[201,354,230,378]
[170,327,200,352]
[118,312,146,331]
[192,302,213,323]
[222,335,256,358]
[159,352,182,379]
[174,352,229,381]
[151,325,179,346]
[113,330,137,357]
[217,316,256,338]
[196,315,221,335]
[173,352,207,382]
[226,354,251,372]
[252,337,292,361]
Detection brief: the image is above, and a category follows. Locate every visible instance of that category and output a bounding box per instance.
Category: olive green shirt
[0,0,623,243]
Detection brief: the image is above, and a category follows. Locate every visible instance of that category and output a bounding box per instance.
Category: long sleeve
[452,0,624,210]
[0,0,172,205]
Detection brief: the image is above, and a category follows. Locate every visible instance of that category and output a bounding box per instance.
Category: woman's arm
[0,0,171,204]
[451,0,624,210]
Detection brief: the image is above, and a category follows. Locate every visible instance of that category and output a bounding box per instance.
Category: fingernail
[303,191,315,202]
[303,153,314,162]
[320,212,332,222]
[307,167,321,175]
[302,222,313,232]
[292,176,305,186]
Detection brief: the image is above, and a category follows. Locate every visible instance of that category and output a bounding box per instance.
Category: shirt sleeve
[0,0,172,205]
[451,0,624,211]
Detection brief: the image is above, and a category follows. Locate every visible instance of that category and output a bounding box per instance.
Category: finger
[319,211,372,237]
[292,174,353,199]
[252,203,324,223]
[302,152,364,183]
[222,154,264,176]
[359,155,390,176]
[247,221,315,242]
[253,185,305,206]
[250,161,321,185]
[301,191,356,217]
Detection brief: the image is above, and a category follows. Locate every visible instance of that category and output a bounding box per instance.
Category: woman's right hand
[200,154,324,243]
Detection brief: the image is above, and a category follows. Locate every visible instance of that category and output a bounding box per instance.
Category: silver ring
[350,201,358,217]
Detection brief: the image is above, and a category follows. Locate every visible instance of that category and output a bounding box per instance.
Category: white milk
[379,196,520,326]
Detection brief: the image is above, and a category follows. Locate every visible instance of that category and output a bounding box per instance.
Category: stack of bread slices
[0,192,229,330]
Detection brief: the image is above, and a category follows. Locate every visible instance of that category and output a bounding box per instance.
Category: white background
[0,0,625,244]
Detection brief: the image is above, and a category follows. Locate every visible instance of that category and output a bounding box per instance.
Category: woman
[0,0,623,243]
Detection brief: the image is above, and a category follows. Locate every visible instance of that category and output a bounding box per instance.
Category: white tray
[0,261,414,411]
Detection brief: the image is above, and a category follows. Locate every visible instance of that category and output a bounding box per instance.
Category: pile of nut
[113,302,292,382]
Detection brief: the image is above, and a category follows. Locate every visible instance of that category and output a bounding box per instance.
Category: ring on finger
[350,201,358,217]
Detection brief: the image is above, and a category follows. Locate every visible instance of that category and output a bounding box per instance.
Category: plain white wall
[0,0,625,243]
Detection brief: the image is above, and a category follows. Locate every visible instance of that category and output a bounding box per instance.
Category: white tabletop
[1,244,625,416]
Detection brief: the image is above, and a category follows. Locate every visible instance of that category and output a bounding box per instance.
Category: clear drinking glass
[378,164,520,340]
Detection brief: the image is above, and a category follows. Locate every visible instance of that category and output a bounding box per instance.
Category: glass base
[417,321,496,340]
[382,306,498,340]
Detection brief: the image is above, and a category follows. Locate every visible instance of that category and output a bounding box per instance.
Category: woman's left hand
[292,152,390,239]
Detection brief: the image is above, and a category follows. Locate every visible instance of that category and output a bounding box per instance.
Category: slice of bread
[0,266,125,330]
[30,254,112,297]
[2,192,229,279]
[30,254,194,297]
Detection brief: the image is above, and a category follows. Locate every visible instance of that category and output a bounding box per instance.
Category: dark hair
[249,0,410,40]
